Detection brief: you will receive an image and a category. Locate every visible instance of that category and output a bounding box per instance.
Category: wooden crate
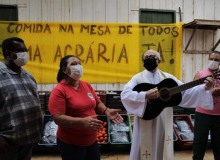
[173,115,194,150]
[38,91,50,115]
[95,90,107,106]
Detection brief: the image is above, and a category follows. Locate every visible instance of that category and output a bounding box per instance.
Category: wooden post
[179,7,182,22]
[185,25,198,50]
[212,38,220,51]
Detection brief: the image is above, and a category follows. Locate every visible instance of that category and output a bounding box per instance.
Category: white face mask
[69,65,83,80]
[208,60,219,70]
[12,52,29,67]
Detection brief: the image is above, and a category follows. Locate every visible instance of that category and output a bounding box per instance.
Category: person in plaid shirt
[0,37,42,160]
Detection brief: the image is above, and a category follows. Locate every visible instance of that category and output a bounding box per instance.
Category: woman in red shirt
[48,55,123,160]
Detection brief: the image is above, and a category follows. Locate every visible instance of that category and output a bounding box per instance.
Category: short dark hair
[2,37,24,58]
[209,51,220,58]
[57,55,76,83]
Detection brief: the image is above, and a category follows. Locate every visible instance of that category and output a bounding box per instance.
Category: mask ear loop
[9,51,17,61]
[11,57,17,61]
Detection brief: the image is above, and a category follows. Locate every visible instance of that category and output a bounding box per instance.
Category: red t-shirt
[48,80,101,146]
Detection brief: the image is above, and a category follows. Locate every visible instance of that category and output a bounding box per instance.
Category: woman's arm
[85,82,123,124]
[52,113,102,131]
[95,102,123,124]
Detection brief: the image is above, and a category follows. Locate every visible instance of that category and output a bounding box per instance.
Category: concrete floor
[32,149,214,160]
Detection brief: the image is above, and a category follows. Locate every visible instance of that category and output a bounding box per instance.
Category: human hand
[105,109,124,124]
[0,136,10,154]
[145,87,159,99]
[212,85,220,96]
[83,115,102,131]
[204,77,214,90]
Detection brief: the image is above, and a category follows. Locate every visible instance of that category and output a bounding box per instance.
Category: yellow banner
[0,21,182,83]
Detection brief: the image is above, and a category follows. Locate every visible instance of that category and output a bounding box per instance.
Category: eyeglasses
[144,55,158,60]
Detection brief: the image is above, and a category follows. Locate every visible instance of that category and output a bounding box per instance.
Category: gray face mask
[11,52,29,67]
[69,65,83,80]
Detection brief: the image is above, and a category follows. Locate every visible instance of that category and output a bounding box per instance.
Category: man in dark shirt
[0,37,42,160]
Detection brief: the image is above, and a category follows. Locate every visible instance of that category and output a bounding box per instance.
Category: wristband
[103,107,109,115]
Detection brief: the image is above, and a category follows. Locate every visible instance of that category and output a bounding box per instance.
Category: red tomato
[100,137,104,140]
[103,122,107,127]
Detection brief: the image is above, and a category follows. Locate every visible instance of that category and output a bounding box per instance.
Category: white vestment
[121,69,213,160]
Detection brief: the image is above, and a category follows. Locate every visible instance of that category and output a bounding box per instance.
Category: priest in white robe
[121,49,214,160]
